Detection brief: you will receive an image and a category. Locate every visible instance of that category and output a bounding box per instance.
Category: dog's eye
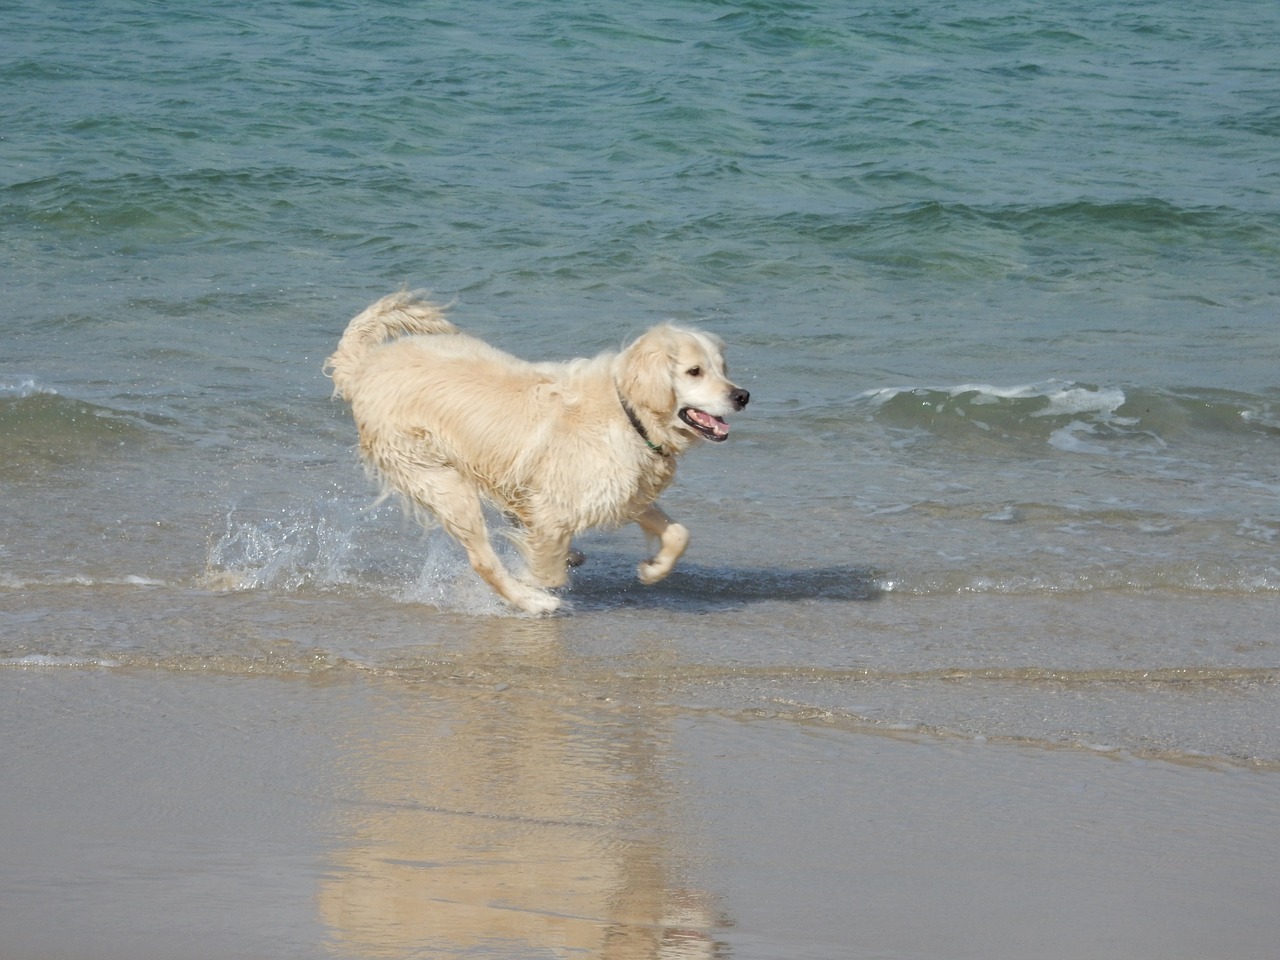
[686,366,702,377]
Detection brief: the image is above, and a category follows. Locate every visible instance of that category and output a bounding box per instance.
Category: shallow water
[3,0,1279,773]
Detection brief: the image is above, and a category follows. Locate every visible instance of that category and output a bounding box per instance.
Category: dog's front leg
[634,503,689,585]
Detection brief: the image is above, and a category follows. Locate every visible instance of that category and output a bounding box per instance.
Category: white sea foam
[0,573,167,589]
[1047,420,1113,454]
[861,380,1127,417]
[0,655,120,669]
[0,378,58,398]
[1031,384,1127,418]
[947,381,1065,402]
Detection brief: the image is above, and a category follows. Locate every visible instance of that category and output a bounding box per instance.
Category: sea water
[2,0,1279,764]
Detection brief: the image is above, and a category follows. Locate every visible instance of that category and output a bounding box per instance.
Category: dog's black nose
[730,388,750,410]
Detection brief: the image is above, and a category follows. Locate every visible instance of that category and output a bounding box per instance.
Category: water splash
[204,503,365,593]
[204,500,528,616]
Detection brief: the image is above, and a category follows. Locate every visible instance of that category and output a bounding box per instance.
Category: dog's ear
[617,325,677,416]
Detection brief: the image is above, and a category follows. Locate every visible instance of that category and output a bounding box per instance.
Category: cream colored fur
[325,291,749,614]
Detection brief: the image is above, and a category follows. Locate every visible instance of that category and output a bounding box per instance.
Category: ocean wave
[564,194,1280,293]
[749,199,1280,281]
[2,166,384,251]
[847,381,1279,452]
[0,384,179,474]
[1,389,139,467]
[0,573,167,591]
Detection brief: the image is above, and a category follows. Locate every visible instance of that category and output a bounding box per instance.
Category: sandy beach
[3,663,1277,960]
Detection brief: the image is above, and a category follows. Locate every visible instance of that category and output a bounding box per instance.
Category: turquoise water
[3,1,1279,763]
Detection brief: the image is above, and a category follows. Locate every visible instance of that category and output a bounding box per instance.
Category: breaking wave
[850,380,1279,453]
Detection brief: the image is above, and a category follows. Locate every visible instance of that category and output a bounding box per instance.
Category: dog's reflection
[318,618,725,958]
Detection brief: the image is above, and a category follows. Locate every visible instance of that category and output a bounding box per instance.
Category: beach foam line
[0,655,121,669]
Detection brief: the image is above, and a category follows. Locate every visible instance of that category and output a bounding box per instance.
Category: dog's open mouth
[680,407,730,442]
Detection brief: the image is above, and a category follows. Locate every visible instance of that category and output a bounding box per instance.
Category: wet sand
[2,666,1278,960]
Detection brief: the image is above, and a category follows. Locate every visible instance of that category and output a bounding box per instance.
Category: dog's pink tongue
[690,409,730,438]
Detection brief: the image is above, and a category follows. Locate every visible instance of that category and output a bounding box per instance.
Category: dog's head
[616,324,749,451]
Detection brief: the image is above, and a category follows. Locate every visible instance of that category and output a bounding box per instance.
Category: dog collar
[617,390,667,456]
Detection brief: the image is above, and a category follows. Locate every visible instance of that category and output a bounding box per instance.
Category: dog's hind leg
[408,467,561,615]
[513,526,574,589]
[633,503,690,585]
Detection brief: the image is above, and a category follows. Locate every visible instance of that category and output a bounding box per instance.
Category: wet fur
[325,291,747,614]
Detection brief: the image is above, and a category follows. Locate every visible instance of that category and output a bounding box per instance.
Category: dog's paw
[637,558,673,585]
[509,585,562,616]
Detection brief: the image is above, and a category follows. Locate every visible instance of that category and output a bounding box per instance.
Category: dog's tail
[324,290,457,400]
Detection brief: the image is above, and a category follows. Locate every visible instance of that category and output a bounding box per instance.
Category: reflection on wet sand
[318,617,724,959]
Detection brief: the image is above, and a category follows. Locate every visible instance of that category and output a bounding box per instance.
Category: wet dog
[326,291,749,613]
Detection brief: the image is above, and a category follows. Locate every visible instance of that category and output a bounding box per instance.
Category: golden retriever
[325,291,749,614]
